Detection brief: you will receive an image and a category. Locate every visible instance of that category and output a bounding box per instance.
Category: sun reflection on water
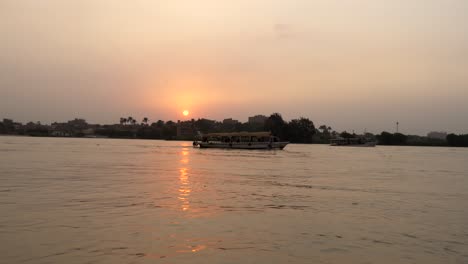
[175,144,217,218]
[179,148,191,212]
[176,244,207,253]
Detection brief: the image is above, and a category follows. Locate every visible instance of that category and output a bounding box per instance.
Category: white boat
[330,137,376,147]
[193,132,289,150]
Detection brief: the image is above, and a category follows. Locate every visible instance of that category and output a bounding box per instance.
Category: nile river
[1,136,467,263]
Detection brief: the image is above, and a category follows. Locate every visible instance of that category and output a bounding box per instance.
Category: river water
[1,136,467,263]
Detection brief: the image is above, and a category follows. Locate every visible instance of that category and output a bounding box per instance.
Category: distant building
[49,118,90,137]
[2,119,14,130]
[223,118,239,125]
[50,130,72,137]
[82,128,95,136]
[1,118,19,134]
[427,131,447,140]
[177,120,194,137]
[248,115,267,125]
[24,121,40,130]
[67,118,88,130]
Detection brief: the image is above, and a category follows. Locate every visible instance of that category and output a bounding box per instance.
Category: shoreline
[0,134,464,148]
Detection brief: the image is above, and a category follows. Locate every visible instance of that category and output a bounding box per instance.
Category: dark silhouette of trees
[340,131,354,139]
[377,132,392,144]
[152,120,165,128]
[447,134,468,147]
[119,117,126,125]
[393,133,407,144]
[377,132,408,145]
[0,119,14,133]
[319,125,332,134]
[194,118,218,133]
[96,127,133,138]
[263,114,317,143]
[287,118,316,143]
[4,114,467,147]
[406,135,446,146]
[313,125,335,143]
[162,121,177,138]
[264,113,288,139]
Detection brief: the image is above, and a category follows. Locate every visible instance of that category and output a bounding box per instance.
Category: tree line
[107,113,322,143]
[446,134,468,147]
[2,115,468,147]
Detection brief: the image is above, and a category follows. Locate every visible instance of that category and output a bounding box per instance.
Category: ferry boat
[193,132,289,150]
[330,137,377,147]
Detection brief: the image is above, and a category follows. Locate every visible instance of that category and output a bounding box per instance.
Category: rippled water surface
[1,136,468,263]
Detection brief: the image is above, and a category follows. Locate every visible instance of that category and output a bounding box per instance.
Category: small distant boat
[193,132,289,150]
[330,137,376,147]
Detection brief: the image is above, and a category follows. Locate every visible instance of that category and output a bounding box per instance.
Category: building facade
[427,131,447,140]
[223,118,240,125]
[248,115,267,125]
[177,120,194,138]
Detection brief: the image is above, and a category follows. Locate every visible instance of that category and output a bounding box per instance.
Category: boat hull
[195,142,288,150]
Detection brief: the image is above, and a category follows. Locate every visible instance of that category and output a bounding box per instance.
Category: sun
[182,110,189,116]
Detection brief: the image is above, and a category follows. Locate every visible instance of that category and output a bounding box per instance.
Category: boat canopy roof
[203,132,271,137]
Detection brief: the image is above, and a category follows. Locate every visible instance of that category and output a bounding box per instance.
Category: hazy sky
[1,0,468,134]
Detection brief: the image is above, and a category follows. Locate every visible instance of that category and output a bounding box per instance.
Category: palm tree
[120,117,127,125]
[127,117,133,125]
[142,117,149,126]
[319,125,327,133]
[156,120,164,127]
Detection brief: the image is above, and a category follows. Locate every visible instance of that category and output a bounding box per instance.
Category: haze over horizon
[1,1,468,135]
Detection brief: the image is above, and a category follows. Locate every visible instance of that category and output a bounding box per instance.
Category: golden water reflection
[175,145,217,218]
[176,244,207,253]
[178,168,190,211]
[179,147,191,212]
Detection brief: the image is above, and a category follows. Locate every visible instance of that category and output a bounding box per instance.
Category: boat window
[240,136,250,142]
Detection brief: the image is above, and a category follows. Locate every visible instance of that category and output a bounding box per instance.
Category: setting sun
[182,110,189,116]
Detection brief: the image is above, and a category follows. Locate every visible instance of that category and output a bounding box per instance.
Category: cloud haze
[1,0,468,134]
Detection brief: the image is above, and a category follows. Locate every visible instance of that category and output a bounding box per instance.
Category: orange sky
[1,0,468,134]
